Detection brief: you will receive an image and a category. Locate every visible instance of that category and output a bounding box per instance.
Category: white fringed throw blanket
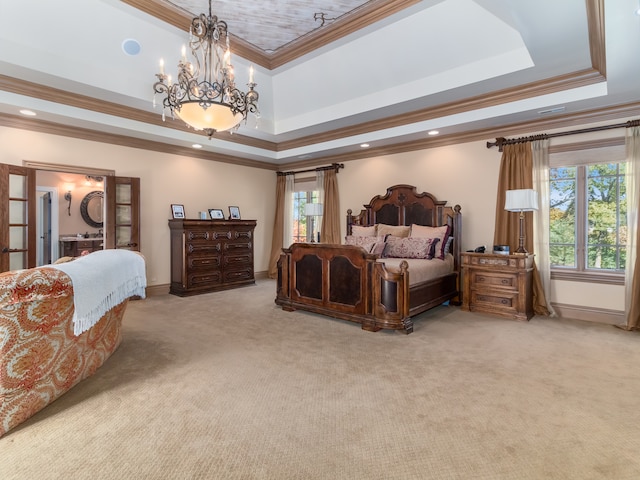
[51,249,146,335]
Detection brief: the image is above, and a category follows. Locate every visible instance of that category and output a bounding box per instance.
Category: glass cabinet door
[105,176,140,251]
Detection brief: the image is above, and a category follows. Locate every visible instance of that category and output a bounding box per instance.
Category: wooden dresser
[461,252,534,321]
[168,219,256,296]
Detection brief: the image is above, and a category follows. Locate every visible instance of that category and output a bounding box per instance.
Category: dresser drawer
[223,266,253,283]
[224,241,252,253]
[187,270,222,288]
[224,253,253,267]
[471,271,518,291]
[187,242,221,254]
[232,228,253,240]
[187,255,221,270]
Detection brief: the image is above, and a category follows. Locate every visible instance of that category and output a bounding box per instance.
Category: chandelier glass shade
[153,0,258,138]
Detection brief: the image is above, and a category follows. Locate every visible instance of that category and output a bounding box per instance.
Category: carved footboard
[275,244,413,333]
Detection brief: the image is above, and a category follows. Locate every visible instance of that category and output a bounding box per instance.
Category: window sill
[551,269,624,285]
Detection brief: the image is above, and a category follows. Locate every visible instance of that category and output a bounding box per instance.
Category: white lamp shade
[504,189,538,212]
[305,203,323,216]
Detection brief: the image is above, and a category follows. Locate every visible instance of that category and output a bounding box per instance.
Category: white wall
[0,127,275,287]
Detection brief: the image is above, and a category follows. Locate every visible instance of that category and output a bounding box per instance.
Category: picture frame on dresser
[229,206,241,220]
[209,208,224,219]
[171,204,185,219]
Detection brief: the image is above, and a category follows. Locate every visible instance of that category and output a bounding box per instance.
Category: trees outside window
[550,162,626,273]
[291,189,320,243]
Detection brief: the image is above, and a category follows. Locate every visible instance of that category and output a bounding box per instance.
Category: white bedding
[377,254,454,286]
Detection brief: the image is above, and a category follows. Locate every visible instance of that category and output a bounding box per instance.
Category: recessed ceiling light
[19,109,36,116]
[360,143,370,148]
[427,130,439,136]
[122,39,141,56]
[192,144,203,149]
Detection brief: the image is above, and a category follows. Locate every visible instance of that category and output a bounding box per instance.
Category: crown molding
[0,113,278,171]
[276,68,606,151]
[3,101,638,172]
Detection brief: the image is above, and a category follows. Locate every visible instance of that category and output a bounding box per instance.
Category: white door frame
[36,186,59,264]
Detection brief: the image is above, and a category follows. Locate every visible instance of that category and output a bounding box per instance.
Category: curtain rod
[276,162,344,176]
[486,119,640,151]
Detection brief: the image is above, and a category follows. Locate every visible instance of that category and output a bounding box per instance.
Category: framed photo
[209,208,225,220]
[171,204,185,219]
[228,206,241,220]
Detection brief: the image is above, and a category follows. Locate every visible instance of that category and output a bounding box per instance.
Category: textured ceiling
[166,0,374,53]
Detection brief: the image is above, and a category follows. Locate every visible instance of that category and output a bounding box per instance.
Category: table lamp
[504,189,538,254]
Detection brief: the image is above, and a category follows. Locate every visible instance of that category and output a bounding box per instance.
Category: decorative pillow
[443,236,454,255]
[426,238,440,259]
[345,235,385,250]
[369,241,387,256]
[383,237,437,259]
[376,223,410,238]
[351,225,377,237]
[410,224,451,259]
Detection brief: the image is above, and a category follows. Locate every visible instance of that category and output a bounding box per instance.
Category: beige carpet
[1,279,639,480]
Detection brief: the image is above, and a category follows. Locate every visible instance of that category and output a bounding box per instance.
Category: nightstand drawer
[472,271,518,290]
[470,290,517,312]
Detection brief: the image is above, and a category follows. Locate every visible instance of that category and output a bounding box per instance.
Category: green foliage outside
[549,162,626,271]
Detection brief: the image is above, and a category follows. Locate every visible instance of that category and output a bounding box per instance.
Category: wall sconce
[504,189,538,254]
[64,191,72,216]
[62,182,75,216]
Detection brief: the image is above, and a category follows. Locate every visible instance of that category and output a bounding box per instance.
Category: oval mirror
[80,191,104,228]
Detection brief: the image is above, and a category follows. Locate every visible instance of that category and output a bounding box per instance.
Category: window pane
[586,163,624,271]
[550,167,576,266]
[550,245,576,267]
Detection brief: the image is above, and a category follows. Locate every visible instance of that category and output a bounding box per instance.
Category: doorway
[36,187,59,265]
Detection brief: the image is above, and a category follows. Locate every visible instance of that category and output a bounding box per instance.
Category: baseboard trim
[551,302,624,326]
[145,277,270,296]
[255,270,269,280]
[146,284,170,296]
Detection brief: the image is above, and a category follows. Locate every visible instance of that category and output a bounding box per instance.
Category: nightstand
[461,252,534,321]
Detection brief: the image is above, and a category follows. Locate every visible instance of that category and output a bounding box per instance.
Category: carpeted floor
[1,279,639,480]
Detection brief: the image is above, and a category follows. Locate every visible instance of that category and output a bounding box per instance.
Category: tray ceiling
[0,0,639,168]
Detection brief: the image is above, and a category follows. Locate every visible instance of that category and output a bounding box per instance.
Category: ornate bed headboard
[346,184,462,268]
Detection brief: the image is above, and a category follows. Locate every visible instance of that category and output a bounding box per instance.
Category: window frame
[290,177,321,244]
[549,140,626,286]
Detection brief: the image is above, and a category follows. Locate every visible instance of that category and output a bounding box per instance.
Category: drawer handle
[501,279,510,284]
[501,299,509,305]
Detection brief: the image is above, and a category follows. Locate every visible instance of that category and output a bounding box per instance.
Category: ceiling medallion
[153,0,259,139]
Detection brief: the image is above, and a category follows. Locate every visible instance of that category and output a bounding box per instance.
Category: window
[291,188,320,243]
[550,161,626,276]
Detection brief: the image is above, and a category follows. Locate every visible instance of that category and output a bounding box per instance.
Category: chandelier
[153,0,259,138]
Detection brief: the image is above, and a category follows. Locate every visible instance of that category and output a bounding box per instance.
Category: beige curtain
[625,125,640,330]
[268,174,287,278]
[320,168,341,244]
[532,139,556,316]
[493,142,550,316]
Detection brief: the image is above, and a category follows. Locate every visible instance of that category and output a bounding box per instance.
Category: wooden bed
[275,185,462,334]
